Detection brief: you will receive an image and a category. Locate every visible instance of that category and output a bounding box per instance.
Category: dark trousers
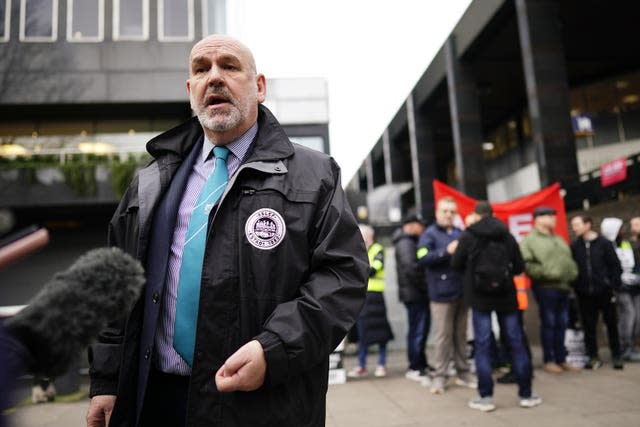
[498,310,532,364]
[473,310,532,398]
[404,301,430,371]
[139,367,190,427]
[577,291,621,359]
[532,286,570,364]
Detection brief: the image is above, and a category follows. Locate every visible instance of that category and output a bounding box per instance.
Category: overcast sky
[229,0,472,184]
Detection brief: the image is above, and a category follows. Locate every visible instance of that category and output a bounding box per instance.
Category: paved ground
[6,347,640,427]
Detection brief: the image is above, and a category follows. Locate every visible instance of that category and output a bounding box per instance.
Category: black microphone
[2,247,145,378]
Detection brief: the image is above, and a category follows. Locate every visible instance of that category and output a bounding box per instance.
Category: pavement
[5,347,640,427]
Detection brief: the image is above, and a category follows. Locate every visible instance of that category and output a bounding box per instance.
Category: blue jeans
[405,302,430,371]
[358,342,387,368]
[473,310,532,398]
[533,286,569,364]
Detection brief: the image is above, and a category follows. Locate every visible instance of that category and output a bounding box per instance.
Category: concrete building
[348,0,640,224]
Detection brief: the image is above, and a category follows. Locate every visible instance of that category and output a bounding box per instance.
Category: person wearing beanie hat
[570,215,623,370]
[601,217,640,361]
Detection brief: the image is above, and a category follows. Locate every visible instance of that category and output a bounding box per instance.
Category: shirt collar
[201,121,259,162]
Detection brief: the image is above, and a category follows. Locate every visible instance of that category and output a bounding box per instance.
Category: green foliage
[0,153,150,198]
[60,161,97,197]
[110,156,139,198]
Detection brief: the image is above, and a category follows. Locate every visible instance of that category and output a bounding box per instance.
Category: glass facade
[570,71,640,149]
[5,0,227,42]
[20,0,57,41]
[159,0,193,41]
[0,0,9,42]
[483,112,530,161]
[67,0,103,42]
[114,0,148,40]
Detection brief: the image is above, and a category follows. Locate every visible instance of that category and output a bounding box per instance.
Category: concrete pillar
[444,36,487,199]
[365,155,374,193]
[407,94,437,215]
[515,0,579,188]
[382,129,393,185]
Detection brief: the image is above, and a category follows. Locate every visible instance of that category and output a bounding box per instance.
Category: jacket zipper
[585,240,593,294]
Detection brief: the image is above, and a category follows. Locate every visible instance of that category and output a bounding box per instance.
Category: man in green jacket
[520,207,579,374]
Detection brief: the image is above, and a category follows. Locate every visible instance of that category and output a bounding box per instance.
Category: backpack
[469,234,513,295]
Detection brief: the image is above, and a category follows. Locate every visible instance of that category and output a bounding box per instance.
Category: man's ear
[186,79,191,96]
[256,74,266,103]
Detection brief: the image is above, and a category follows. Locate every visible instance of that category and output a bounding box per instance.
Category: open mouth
[206,94,232,107]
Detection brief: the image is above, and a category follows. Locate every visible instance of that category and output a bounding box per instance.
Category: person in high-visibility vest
[347,224,394,378]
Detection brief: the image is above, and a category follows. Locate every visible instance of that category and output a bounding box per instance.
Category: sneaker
[31,383,56,404]
[455,372,478,389]
[543,362,563,374]
[347,366,368,378]
[374,365,387,377]
[561,362,582,372]
[519,393,542,408]
[584,358,603,370]
[420,375,432,387]
[430,376,445,394]
[612,358,624,370]
[497,370,517,384]
[468,396,496,412]
[405,369,425,382]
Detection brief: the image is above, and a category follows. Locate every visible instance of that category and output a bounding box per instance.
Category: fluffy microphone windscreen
[4,247,145,377]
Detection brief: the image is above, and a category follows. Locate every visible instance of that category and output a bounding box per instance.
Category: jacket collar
[145,105,294,163]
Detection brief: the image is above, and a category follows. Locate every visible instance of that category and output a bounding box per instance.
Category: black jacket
[392,228,427,304]
[89,106,369,427]
[451,216,524,313]
[571,235,622,295]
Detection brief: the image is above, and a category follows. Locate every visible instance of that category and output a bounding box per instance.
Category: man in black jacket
[86,35,368,427]
[392,214,430,381]
[570,215,623,370]
[452,202,541,412]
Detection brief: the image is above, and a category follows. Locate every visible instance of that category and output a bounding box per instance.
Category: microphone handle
[0,228,50,271]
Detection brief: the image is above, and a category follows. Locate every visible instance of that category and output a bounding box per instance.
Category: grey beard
[196,107,241,132]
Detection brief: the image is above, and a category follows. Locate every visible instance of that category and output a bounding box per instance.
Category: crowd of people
[347,197,640,413]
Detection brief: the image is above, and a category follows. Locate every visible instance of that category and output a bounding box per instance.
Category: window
[158,0,193,41]
[67,0,103,42]
[202,0,226,35]
[20,0,58,41]
[0,0,10,42]
[113,0,148,40]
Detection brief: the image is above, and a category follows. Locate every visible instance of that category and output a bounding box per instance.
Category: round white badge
[245,208,287,250]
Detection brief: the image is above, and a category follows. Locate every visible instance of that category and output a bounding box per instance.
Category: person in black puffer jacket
[392,214,430,380]
[570,214,623,370]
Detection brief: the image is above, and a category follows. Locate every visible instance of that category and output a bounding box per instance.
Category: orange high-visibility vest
[513,274,531,311]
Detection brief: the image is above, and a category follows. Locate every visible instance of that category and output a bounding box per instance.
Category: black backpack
[469,234,513,295]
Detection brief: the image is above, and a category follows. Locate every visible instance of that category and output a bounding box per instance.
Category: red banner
[432,180,569,242]
[600,157,627,187]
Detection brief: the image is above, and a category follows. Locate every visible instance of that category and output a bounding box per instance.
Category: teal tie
[173,146,229,365]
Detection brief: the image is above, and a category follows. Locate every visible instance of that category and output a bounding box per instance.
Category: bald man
[86,35,368,427]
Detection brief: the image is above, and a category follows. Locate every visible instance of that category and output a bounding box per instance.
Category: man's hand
[215,340,266,392]
[86,395,116,427]
[446,240,459,254]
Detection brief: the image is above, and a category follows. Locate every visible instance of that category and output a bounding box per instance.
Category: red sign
[433,180,570,243]
[600,157,627,187]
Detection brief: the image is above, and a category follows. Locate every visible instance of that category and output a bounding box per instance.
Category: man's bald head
[189,35,257,75]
